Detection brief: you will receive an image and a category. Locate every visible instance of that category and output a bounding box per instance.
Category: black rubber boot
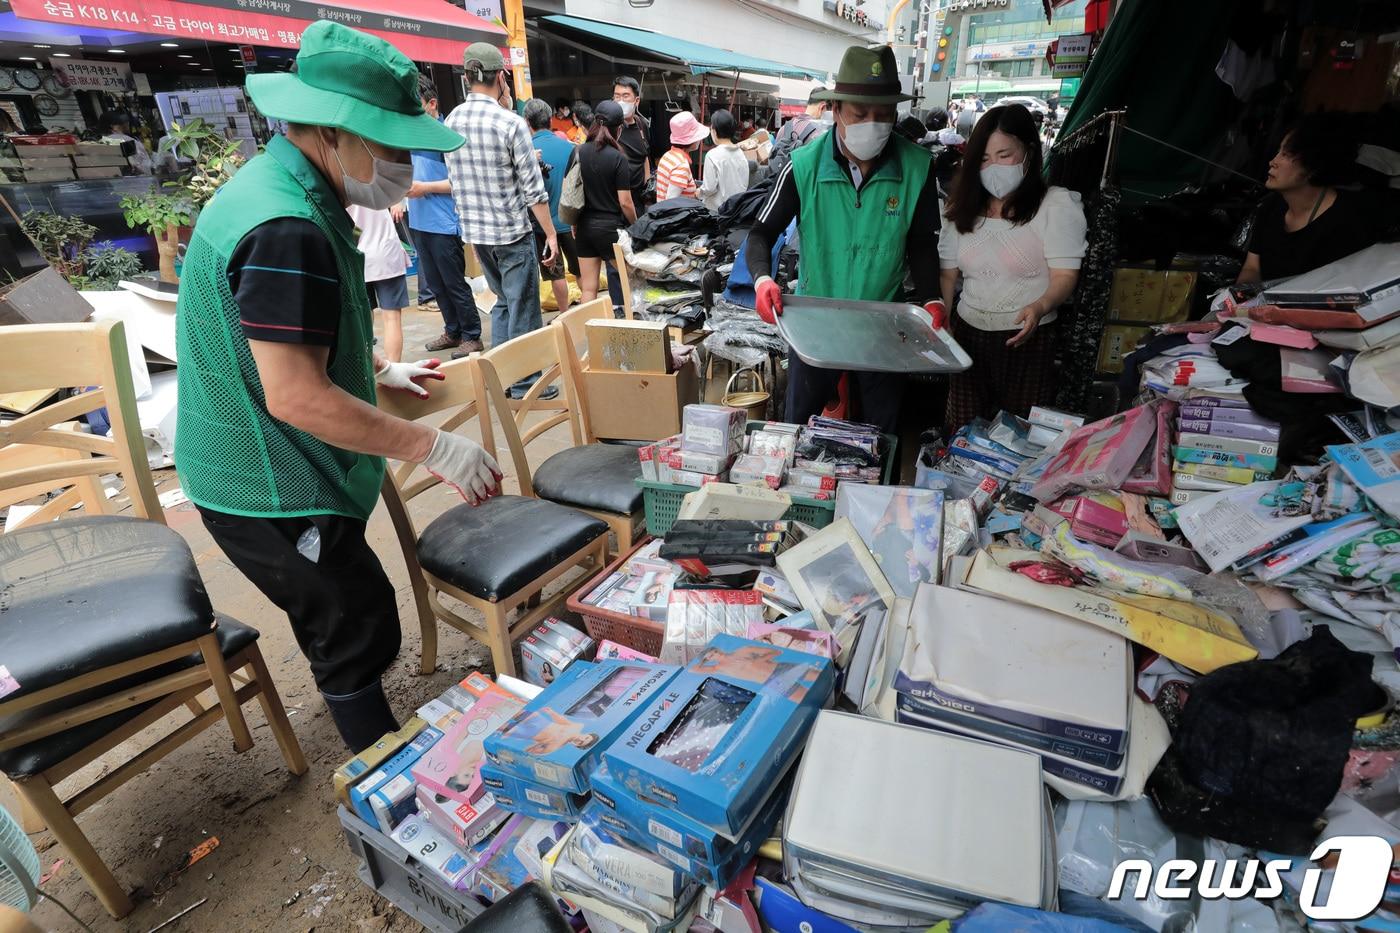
[321,680,399,753]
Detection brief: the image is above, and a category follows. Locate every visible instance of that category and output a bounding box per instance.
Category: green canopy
[1053,0,1244,198]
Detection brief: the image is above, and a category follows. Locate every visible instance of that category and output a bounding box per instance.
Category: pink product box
[1177,418,1281,442]
[1048,496,1128,547]
[665,448,735,476]
[730,454,786,490]
[1177,405,1278,427]
[1031,402,1159,502]
[681,405,747,459]
[596,639,659,662]
[416,784,510,850]
[638,436,681,482]
[1121,400,1175,496]
[743,622,836,659]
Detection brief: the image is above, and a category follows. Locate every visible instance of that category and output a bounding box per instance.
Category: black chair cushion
[0,615,259,777]
[0,515,215,699]
[416,495,608,601]
[532,444,644,516]
[462,880,570,933]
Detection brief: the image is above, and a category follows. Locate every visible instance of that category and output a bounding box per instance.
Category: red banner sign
[14,0,498,64]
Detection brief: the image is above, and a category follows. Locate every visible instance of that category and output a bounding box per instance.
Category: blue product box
[349,725,443,825]
[589,765,792,889]
[601,634,833,835]
[484,660,680,795]
[479,764,590,821]
[754,877,862,933]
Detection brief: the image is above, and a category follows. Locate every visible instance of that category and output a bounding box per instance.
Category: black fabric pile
[1148,626,1385,853]
[627,197,718,249]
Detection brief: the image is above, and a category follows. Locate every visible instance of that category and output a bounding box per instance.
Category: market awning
[540,14,826,81]
[11,0,503,65]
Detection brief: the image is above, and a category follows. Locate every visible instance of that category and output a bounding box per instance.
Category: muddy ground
[20,304,590,932]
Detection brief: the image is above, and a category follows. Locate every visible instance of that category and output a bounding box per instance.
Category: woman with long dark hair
[576,100,638,303]
[939,103,1086,430]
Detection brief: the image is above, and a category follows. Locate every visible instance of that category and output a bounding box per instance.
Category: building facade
[560,0,890,77]
[918,0,1086,108]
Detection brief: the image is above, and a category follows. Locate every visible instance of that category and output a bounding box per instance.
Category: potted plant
[159,117,246,207]
[120,191,192,283]
[71,242,144,291]
[19,210,97,280]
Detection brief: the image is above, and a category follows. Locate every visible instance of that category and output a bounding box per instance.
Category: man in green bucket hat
[746,44,943,434]
[174,20,503,752]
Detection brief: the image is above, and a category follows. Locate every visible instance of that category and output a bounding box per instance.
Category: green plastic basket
[638,425,898,538]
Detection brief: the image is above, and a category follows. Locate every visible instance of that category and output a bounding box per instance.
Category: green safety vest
[174,135,384,520]
[790,130,932,302]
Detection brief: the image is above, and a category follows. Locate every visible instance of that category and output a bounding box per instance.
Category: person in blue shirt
[524,98,581,314]
[405,76,483,355]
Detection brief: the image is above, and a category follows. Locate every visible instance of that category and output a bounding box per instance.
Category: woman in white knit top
[938,104,1086,431]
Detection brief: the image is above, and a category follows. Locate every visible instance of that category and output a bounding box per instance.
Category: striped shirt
[229,217,341,346]
[655,147,697,201]
[443,93,548,246]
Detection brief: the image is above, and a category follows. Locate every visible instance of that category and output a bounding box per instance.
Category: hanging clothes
[1055,186,1121,413]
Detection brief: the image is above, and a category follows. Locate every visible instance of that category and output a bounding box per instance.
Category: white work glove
[376,358,445,398]
[422,430,502,506]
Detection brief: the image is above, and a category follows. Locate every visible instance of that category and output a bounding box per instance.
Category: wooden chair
[376,355,609,677]
[0,320,307,919]
[477,303,646,557]
[611,240,636,320]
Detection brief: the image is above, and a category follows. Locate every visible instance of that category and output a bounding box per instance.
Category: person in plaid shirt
[444,42,559,392]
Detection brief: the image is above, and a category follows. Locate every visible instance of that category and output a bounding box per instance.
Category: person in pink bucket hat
[656,110,710,200]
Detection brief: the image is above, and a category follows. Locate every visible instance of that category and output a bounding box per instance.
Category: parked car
[993,95,1051,115]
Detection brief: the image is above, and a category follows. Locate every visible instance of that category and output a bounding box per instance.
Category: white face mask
[981,159,1027,199]
[841,117,892,161]
[618,100,635,119]
[336,134,414,210]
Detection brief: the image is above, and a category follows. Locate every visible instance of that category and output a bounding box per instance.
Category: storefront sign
[465,0,501,25]
[1050,32,1092,77]
[13,0,501,66]
[49,57,135,92]
[945,0,1009,11]
[822,0,870,28]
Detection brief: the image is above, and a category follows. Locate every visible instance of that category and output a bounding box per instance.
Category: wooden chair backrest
[611,241,636,320]
[475,327,574,499]
[374,354,484,521]
[0,320,162,529]
[552,298,614,444]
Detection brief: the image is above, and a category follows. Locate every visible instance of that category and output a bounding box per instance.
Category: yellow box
[1109,264,1198,324]
[1096,323,1152,374]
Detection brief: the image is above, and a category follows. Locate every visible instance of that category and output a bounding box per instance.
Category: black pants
[412,228,481,342]
[785,351,906,434]
[197,507,401,697]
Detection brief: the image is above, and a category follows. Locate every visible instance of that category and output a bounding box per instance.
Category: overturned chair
[0,321,307,918]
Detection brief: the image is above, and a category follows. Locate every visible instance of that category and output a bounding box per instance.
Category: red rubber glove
[923,300,947,330]
[755,276,783,326]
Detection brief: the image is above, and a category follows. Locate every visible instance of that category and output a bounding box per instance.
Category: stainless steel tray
[777,296,973,374]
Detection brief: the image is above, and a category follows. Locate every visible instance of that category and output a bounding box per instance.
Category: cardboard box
[602,634,834,835]
[479,765,590,819]
[1096,323,1151,374]
[1108,264,1198,324]
[75,166,122,180]
[0,267,93,326]
[333,716,429,806]
[484,660,680,794]
[589,765,792,887]
[411,682,524,805]
[585,363,700,441]
[675,483,791,521]
[416,785,510,849]
[72,152,130,167]
[349,725,444,825]
[587,318,672,373]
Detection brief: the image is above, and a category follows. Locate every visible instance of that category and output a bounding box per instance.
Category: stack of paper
[783,711,1053,925]
[894,584,1135,797]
